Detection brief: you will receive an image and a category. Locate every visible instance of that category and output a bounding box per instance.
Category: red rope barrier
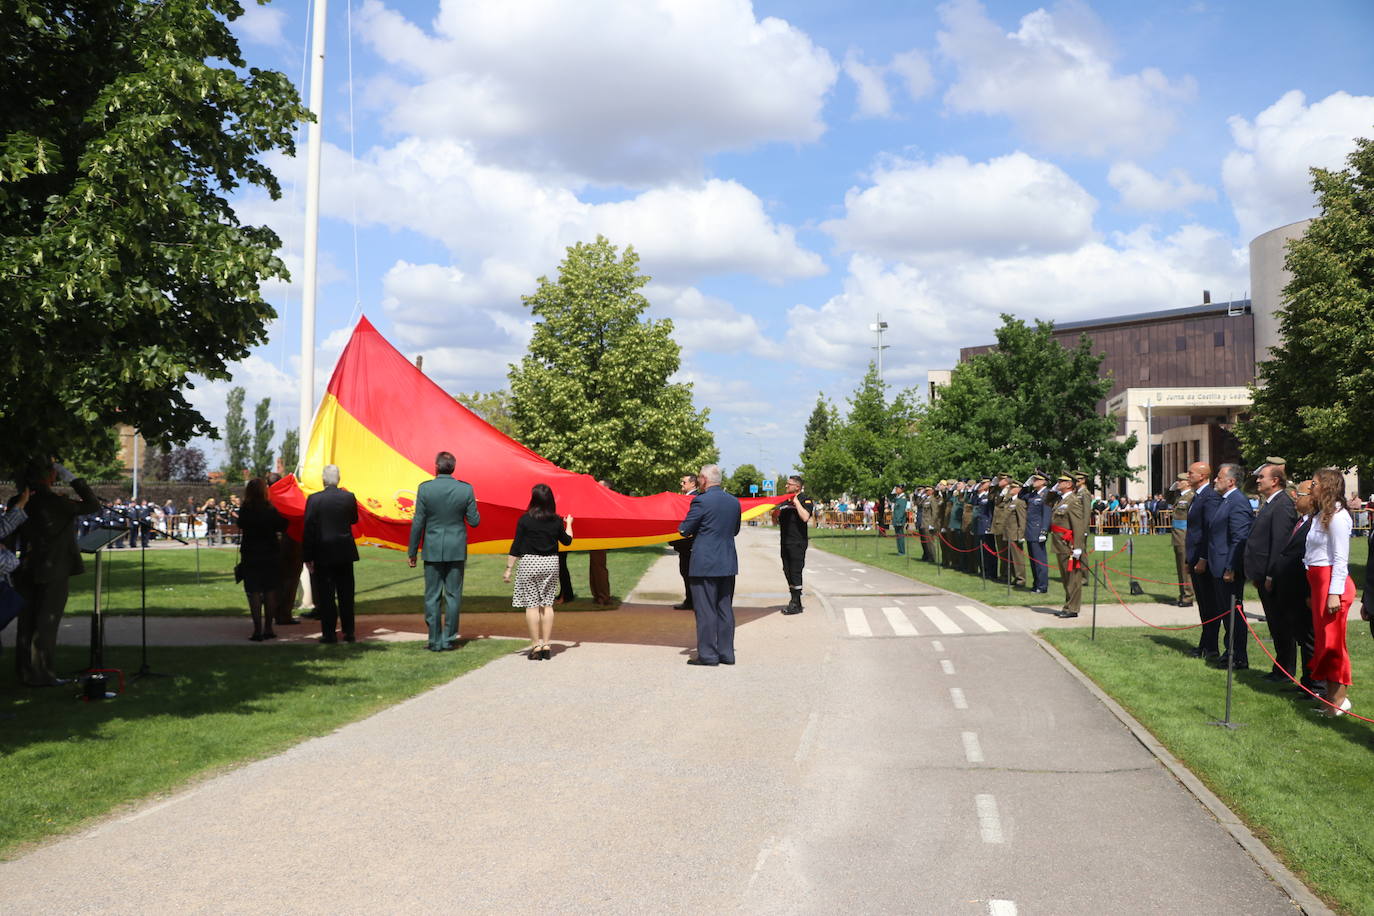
[1239,613,1371,723]
[1099,565,1230,630]
[936,532,981,553]
[1101,561,1190,589]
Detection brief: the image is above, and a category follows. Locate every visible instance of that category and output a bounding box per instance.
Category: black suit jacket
[15,479,101,583]
[1273,515,1312,603]
[1186,483,1220,565]
[1245,490,1298,585]
[302,485,360,565]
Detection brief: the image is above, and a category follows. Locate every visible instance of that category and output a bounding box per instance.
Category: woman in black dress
[237,478,288,641]
[503,484,573,660]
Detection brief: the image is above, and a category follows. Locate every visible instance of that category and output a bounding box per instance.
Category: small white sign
[1094,536,1114,552]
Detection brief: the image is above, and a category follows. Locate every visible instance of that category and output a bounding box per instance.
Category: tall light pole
[869,314,889,383]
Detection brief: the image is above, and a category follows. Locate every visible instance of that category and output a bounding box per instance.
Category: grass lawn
[66,544,663,616]
[0,638,520,858]
[1043,624,1374,915]
[809,529,1371,608]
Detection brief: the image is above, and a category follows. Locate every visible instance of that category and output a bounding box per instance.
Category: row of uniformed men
[895,470,1094,617]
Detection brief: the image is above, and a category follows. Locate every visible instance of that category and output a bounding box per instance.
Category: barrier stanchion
[1090,556,1099,641]
[1209,592,1244,730]
[1128,536,1145,596]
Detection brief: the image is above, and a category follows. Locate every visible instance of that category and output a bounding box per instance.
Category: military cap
[1057,473,1073,482]
[1029,471,1047,481]
[1254,456,1287,476]
[1175,472,1189,482]
[997,471,1011,479]
[1072,469,1089,479]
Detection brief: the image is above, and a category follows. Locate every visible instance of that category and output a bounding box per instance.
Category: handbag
[233,544,245,583]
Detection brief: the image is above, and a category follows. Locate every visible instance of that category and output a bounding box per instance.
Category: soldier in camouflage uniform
[1169,472,1194,607]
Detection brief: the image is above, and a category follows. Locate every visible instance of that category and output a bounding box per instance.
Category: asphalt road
[3,529,1307,914]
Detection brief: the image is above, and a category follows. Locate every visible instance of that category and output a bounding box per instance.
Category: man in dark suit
[973,480,997,579]
[1185,462,1222,659]
[11,459,100,686]
[1276,482,1316,690]
[677,464,741,666]
[670,474,699,609]
[1204,463,1253,669]
[407,451,481,651]
[1022,473,1053,594]
[303,464,360,644]
[1245,460,1298,681]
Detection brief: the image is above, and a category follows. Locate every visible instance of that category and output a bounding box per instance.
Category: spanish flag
[270,317,785,554]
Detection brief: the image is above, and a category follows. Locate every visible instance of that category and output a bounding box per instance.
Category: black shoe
[249,633,265,642]
[686,658,719,666]
[719,658,735,665]
[672,602,693,610]
[1209,655,1248,670]
[1186,647,1204,658]
[1056,611,1079,618]
[300,610,321,620]
[343,634,356,643]
[1262,670,1287,683]
[528,647,541,660]
[540,647,551,660]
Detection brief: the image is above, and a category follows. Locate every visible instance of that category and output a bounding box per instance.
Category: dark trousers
[276,536,303,623]
[14,576,69,685]
[689,575,735,664]
[1212,577,1247,663]
[1275,578,1315,682]
[1192,565,1219,653]
[311,561,356,640]
[781,540,807,599]
[558,552,574,603]
[1028,539,1049,591]
[981,534,998,578]
[588,549,610,604]
[1255,581,1289,674]
[920,530,934,562]
[674,545,693,606]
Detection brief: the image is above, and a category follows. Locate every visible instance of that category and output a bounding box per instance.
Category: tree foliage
[222,386,248,478]
[725,463,763,497]
[0,0,309,472]
[278,429,299,477]
[456,390,518,439]
[67,427,126,481]
[169,446,208,482]
[801,365,923,500]
[801,394,837,463]
[916,316,1135,486]
[250,397,274,478]
[1238,134,1374,475]
[508,236,716,494]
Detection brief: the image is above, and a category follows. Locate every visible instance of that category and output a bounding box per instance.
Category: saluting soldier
[1004,480,1027,587]
[1022,472,1053,594]
[1050,472,1090,618]
[949,481,965,569]
[934,481,951,567]
[919,486,936,562]
[992,473,1012,581]
[1169,472,1195,608]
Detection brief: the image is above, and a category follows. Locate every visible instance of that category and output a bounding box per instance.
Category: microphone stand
[132,515,187,681]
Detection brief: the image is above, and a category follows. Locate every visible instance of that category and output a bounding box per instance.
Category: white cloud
[844,52,893,118]
[785,224,1247,382]
[1108,161,1216,211]
[890,50,935,102]
[233,5,288,47]
[822,152,1098,259]
[646,284,781,358]
[937,0,1194,157]
[1222,89,1374,241]
[356,0,838,184]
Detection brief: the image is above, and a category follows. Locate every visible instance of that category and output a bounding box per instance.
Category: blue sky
[202,0,1374,483]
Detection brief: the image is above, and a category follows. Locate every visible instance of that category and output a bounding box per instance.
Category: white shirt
[1304,505,1352,595]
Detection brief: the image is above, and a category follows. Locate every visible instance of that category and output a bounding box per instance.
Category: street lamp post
[869,314,889,383]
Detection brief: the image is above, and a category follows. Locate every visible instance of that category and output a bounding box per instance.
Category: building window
[1214,331,1225,347]
[1138,364,1150,381]
[1176,336,1186,351]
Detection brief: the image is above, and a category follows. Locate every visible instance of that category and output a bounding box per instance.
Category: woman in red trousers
[1303,468,1355,716]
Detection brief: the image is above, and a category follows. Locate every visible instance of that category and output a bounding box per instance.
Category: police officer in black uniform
[777,475,814,615]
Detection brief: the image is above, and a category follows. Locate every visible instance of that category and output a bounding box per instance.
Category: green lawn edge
[0,639,520,859]
[1042,626,1374,916]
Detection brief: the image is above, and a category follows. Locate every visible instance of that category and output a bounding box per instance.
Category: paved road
[5,528,1305,914]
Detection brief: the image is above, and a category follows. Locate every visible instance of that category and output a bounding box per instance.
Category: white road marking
[988,901,1018,916]
[949,687,968,709]
[957,604,1009,633]
[931,640,944,652]
[881,607,918,636]
[940,659,956,675]
[962,731,984,763]
[919,605,964,634]
[843,607,873,637]
[794,711,820,764]
[975,794,1004,844]
[850,567,865,572]
[894,597,905,605]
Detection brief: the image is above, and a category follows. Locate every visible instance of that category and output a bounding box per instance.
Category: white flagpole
[298,0,328,474]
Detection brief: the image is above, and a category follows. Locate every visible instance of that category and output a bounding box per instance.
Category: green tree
[456,390,518,439]
[800,393,837,464]
[726,463,763,497]
[0,0,309,471]
[169,446,208,482]
[1238,135,1374,474]
[278,429,299,477]
[250,397,274,478]
[221,386,248,480]
[508,236,716,494]
[66,427,126,482]
[917,316,1135,486]
[801,365,922,500]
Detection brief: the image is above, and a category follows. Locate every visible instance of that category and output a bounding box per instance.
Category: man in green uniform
[949,480,965,569]
[1004,479,1027,587]
[891,484,910,555]
[1169,471,1194,607]
[1050,472,1089,618]
[934,481,951,567]
[991,473,1011,582]
[408,450,482,651]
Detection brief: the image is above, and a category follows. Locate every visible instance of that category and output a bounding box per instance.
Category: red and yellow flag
[271,317,785,554]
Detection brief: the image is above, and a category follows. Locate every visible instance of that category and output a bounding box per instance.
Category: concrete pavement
[5,527,1316,914]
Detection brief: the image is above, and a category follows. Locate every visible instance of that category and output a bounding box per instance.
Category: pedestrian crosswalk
[841,604,1010,637]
